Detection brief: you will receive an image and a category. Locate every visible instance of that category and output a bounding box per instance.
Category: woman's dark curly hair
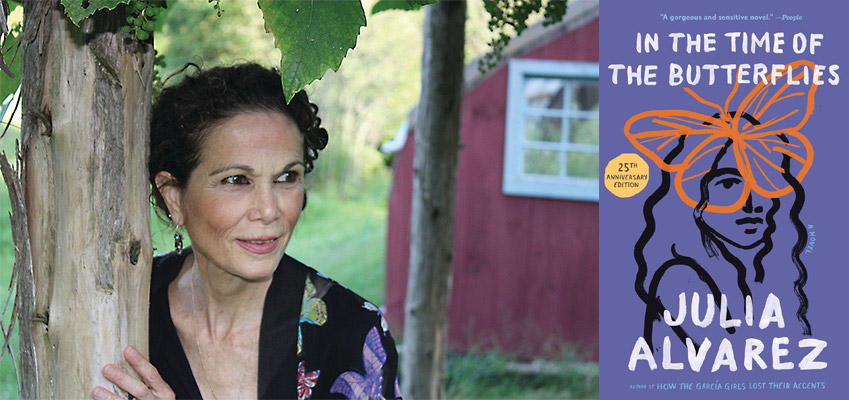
[149,63,329,221]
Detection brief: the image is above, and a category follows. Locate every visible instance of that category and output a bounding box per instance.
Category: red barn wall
[386,17,599,360]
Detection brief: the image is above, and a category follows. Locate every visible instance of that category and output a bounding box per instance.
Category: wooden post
[401,0,465,398]
[19,1,153,397]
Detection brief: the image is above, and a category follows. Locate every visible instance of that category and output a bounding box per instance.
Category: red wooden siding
[385,17,599,360]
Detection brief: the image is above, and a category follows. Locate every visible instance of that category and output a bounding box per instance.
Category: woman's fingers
[95,347,174,400]
[123,346,175,398]
[101,363,152,399]
[92,386,125,400]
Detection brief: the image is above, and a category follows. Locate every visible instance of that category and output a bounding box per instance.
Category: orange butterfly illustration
[624,60,818,213]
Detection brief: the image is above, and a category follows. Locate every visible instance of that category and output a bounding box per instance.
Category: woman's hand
[92,346,175,400]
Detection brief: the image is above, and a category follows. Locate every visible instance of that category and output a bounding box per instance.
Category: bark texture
[19,1,153,397]
[401,1,465,398]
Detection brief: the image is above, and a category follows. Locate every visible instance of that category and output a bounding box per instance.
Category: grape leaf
[61,0,131,26]
[257,0,366,102]
[372,0,438,14]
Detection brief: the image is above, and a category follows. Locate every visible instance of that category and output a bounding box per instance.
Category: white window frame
[502,59,599,202]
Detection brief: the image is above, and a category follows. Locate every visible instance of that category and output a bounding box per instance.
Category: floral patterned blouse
[149,248,402,399]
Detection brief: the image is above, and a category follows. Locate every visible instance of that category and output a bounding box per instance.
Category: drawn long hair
[633,115,810,350]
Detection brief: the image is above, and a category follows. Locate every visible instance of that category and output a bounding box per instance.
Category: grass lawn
[285,175,389,306]
[445,350,599,399]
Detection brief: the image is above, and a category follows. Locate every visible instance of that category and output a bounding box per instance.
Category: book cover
[600,1,845,398]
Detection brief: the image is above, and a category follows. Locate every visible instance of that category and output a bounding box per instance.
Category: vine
[122,0,166,41]
[152,48,166,97]
[479,0,567,72]
[208,0,224,18]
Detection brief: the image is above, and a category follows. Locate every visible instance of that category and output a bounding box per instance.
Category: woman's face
[700,167,770,249]
[162,110,305,280]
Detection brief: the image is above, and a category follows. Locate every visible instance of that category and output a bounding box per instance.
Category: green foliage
[155,0,433,192]
[1,1,22,103]
[305,1,423,194]
[123,0,167,42]
[155,0,279,79]
[0,35,20,104]
[151,49,166,97]
[480,0,567,72]
[61,0,131,26]
[371,0,437,14]
[60,0,165,42]
[257,0,366,102]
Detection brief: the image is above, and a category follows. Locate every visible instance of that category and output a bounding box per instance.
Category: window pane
[571,82,599,111]
[569,118,599,145]
[566,151,599,179]
[525,116,562,143]
[525,77,565,109]
[524,149,561,176]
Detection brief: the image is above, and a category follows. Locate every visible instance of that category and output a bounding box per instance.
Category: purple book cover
[600,1,845,398]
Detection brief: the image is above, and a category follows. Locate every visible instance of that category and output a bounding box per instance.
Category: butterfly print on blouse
[330,327,388,400]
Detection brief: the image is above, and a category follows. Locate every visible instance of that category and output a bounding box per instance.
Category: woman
[92,64,400,399]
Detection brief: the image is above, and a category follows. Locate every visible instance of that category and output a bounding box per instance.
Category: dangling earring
[174,225,184,255]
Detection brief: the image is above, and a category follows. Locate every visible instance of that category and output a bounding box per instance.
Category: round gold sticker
[604,153,650,198]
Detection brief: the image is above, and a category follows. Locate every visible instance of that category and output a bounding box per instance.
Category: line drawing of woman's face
[699,166,770,249]
[688,111,781,251]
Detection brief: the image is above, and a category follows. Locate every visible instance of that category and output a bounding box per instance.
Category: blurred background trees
[154,0,493,196]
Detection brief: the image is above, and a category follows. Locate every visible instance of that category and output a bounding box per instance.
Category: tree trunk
[19,1,153,397]
[401,1,465,398]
